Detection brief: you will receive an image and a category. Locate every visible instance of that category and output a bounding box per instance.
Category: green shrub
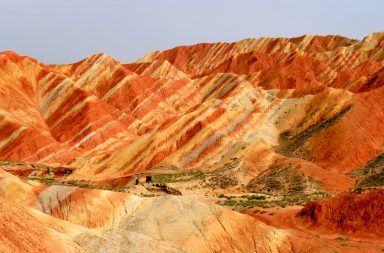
[222,200,237,206]
[247,195,266,200]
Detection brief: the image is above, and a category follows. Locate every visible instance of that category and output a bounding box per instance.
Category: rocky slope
[297,189,384,236]
[0,168,343,252]
[0,32,384,252]
[0,33,383,188]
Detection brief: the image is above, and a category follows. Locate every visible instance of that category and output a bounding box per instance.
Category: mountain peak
[1,32,384,252]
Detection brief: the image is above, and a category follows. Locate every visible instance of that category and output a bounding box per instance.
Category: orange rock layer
[297,189,384,236]
[0,32,383,188]
[1,31,384,251]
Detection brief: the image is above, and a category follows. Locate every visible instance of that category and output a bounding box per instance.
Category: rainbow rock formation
[0,32,384,252]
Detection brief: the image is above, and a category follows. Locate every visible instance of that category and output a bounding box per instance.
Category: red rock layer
[0,32,383,187]
[297,189,384,235]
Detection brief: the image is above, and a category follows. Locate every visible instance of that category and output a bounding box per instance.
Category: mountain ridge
[1,31,384,252]
[0,32,383,186]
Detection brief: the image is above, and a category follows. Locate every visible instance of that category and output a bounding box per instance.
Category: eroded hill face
[0,168,341,253]
[1,34,384,184]
[1,32,384,252]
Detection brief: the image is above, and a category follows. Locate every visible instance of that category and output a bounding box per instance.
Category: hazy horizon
[1,0,383,63]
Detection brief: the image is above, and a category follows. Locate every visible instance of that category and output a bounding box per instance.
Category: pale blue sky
[1,0,383,63]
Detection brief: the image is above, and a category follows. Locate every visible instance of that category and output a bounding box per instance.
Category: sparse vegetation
[152,169,205,183]
[216,189,326,209]
[152,159,240,190]
[217,198,271,208]
[202,159,240,189]
[240,194,266,200]
[216,194,272,208]
[277,105,353,159]
[38,177,54,184]
[247,163,320,197]
[349,153,384,189]
[31,178,127,192]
